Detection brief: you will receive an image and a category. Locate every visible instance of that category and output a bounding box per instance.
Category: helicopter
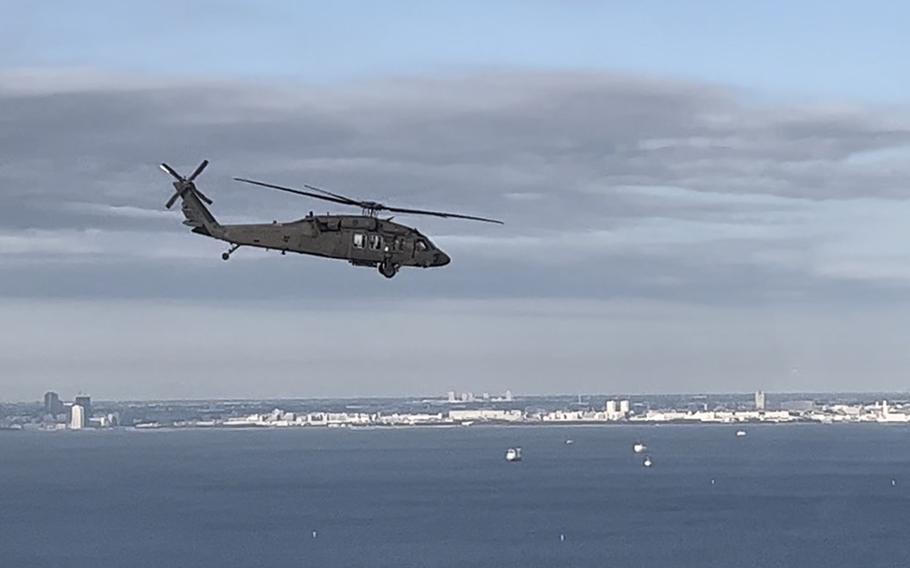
[159,160,503,278]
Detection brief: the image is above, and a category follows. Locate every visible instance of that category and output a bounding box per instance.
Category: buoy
[560,533,566,542]
[312,530,318,539]
[891,479,897,487]
[711,479,716,485]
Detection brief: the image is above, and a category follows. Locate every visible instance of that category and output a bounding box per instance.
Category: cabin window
[368,234,382,250]
[352,233,365,249]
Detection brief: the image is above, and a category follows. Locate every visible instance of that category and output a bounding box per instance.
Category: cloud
[6,68,910,397]
[2,68,910,304]
[0,228,218,261]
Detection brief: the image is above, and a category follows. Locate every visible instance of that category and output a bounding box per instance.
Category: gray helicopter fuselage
[207,214,450,268]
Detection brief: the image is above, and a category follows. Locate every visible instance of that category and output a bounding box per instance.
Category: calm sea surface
[2,425,909,567]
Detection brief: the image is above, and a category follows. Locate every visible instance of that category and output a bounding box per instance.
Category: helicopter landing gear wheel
[222,244,240,261]
[379,260,399,279]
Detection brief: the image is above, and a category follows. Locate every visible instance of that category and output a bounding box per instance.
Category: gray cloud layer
[3,68,910,398]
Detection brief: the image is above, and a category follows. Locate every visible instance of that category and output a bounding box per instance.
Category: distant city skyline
[5,387,910,406]
[4,390,908,430]
[3,3,910,399]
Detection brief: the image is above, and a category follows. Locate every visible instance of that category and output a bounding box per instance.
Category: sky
[2,1,910,400]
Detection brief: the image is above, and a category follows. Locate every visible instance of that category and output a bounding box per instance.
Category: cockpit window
[416,239,428,251]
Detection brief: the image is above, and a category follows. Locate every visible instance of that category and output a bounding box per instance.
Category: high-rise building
[44,391,62,415]
[619,400,630,415]
[754,390,766,411]
[74,395,92,419]
[446,391,456,403]
[504,390,513,402]
[70,404,85,430]
[605,400,617,417]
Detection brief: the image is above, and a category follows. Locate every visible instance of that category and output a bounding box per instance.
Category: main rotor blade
[381,205,504,224]
[233,177,356,207]
[188,159,209,181]
[165,192,180,209]
[299,182,362,206]
[233,177,503,223]
[159,163,182,181]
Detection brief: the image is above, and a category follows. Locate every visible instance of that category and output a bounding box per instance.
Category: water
[2,425,909,567]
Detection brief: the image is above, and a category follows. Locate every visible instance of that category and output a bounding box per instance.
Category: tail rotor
[160,160,213,208]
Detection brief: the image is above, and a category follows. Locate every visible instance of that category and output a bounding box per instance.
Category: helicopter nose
[433,251,450,266]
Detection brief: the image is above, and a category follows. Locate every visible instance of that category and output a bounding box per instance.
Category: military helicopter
[159,160,503,278]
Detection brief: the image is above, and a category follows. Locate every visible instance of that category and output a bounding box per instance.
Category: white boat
[633,442,647,453]
[642,456,653,468]
[736,430,747,437]
[565,439,574,445]
[505,447,522,462]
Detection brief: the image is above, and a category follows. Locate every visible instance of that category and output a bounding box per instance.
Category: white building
[755,390,766,411]
[605,400,617,417]
[540,410,609,422]
[619,400,630,415]
[70,404,85,430]
[449,409,523,422]
[377,413,445,425]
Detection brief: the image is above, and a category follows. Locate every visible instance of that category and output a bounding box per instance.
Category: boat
[642,456,653,468]
[505,447,522,462]
[633,442,647,453]
[565,439,574,445]
[735,430,747,437]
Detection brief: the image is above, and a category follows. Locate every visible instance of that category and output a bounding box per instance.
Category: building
[504,389,513,402]
[74,395,92,419]
[44,391,63,415]
[446,391,456,403]
[754,390,766,411]
[605,400,617,417]
[70,404,85,430]
[449,409,523,422]
[619,400,630,415]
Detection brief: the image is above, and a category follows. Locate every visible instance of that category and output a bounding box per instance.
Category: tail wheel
[379,260,399,278]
